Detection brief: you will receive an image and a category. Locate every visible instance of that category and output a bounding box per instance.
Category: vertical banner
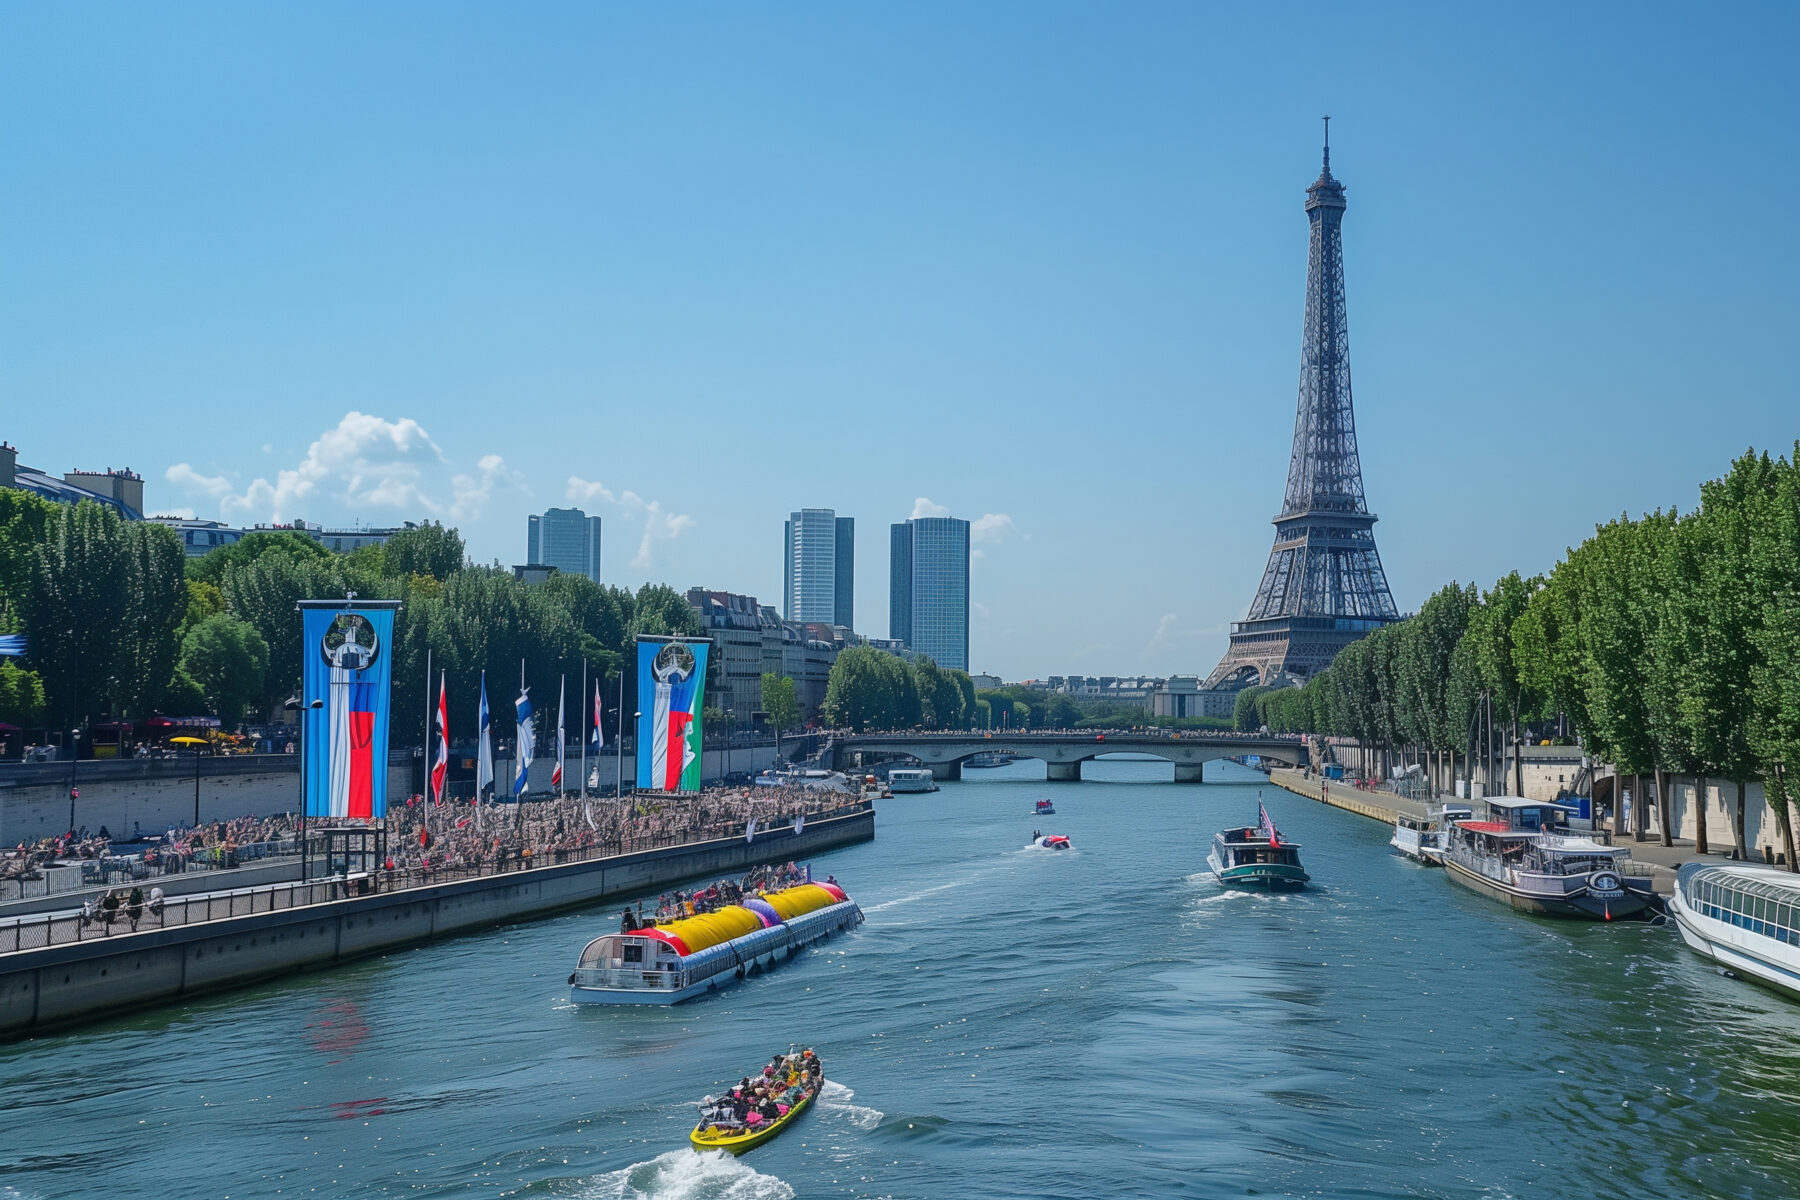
[300,601,400,821]
[635,637,709,793]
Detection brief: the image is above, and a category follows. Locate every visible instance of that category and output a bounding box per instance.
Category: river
[3,758,1797,1199]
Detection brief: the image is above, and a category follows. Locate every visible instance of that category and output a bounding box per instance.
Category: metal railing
[0,801,872,955]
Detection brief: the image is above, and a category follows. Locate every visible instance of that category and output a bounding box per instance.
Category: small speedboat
[1035,799,1055,815]
[1032,834,1072,850]
[691,1050,823,1155]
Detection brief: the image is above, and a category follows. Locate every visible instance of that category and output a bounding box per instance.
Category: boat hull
[691,1087,816,1154]
[1670,893,1800,1001]
[1207,851,1309,889]
[1442,856,1653,920]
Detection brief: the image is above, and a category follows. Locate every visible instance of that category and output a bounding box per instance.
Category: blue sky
[4,3,1796,682]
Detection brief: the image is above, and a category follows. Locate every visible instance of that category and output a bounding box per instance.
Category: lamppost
[67,726,81,835]
[285,696,324,874]
[724,710,734,781]
[627,711,640,797]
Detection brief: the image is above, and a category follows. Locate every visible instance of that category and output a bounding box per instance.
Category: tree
[185,528,334,586]
[381,521,465,580]
[111,520,188,717]
[0,487,56,620]
[19,500,137,725]
[0,660,45,727]
[628,583,705,641]
[177,615,270,727]
[1233,685,1270,732]
[913,657,965,729]
[760,672,801,731]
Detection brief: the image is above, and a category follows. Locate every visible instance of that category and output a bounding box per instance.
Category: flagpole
[423,647,432,804]
[615,666,626,799]
[579,659,588,801]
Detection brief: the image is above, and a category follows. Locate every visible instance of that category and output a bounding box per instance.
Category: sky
[4,3,1797,683]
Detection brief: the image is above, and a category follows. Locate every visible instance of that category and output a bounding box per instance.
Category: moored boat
[1390,802,1470,865]
[1439,797,1654,920]
[1670,863,1800,1000]
[569,882,863,1005]
[1208,801,1309,890]
[888,768,939,793]
[691,1048,823,1154]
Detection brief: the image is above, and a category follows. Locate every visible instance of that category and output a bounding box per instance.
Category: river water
[4,759,1798,1200]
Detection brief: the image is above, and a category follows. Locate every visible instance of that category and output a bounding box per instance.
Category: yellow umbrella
[171,736,209,746]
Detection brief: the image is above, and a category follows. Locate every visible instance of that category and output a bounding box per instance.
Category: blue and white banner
[300,601,399,821]
[476,672,493,798]
[514,687,534,798]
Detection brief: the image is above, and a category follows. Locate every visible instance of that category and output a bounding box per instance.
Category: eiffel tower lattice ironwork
[1205,122,1399,691]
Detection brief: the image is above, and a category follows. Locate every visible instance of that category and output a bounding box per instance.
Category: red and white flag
[430,670,449,804]
[551,675,566,791]
[591,678,604,751]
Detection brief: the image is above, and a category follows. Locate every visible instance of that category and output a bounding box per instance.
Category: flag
[551,675,566,791]
[793,813,804,835]
[746,818,757,843]
[514,687,534,798]
[1258,799,1280,847]
[303,606,396,821]
[476,672,493,800]
[430,670,449,804]
[592,679,604,752]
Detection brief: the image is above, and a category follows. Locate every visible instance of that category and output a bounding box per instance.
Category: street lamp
[724,710,734,781]
[285,696,324,870]
[626,711,640,796]
[67,727,81,835]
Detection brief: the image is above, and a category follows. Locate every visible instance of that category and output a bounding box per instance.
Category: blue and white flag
[476,672,493,799]
[514,687,534,798]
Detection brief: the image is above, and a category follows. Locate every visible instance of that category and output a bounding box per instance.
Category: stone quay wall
[0,805,874,1039]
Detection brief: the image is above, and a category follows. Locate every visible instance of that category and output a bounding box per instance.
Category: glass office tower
[527,507,602,583]
[784,508,854,627]
[888,516,970,670]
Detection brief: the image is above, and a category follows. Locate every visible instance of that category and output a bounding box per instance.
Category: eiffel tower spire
[1205,127,1399,690]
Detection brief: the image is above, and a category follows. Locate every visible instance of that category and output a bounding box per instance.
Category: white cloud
[971,513,1022,543]
[451,454,521,521]
[209,411,445,522]
[1149,612,1179,651]
[165,463,230,498]
[910,497,951,519]
[566,476,695,569]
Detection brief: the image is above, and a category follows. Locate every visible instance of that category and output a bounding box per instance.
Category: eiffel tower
[1205,122,1399,690]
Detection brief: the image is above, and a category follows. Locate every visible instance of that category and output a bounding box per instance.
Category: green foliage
[381,521,466,580]
[759,672,801,731]
[0,487,57,622]
[629,583,706,641]
[185,529,333,585]
[1233,685,1270,732]
[823,646,919,731]
[0,660,46,726]
[177,615,270,727]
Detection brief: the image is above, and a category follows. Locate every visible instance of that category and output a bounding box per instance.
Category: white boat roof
[1484,796,1576,810]
[1686,863,1800,901]
[1539,836,1621,856]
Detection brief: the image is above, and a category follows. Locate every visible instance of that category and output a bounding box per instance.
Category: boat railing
[573,966,683,990]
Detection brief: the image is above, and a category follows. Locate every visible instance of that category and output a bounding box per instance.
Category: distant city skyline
[7,6,1798,682]
[783,508,854,628]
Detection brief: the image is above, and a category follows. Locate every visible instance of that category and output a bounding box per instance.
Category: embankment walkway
[0,802,875,1039]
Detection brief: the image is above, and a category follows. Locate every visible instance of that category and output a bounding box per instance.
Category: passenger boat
[858,774,890,802]
[1208,804,1310,891]
[1390,803,1471,865]
[569,882,863,1005]
[1439,797,1654,920]
[1035,799,1055,815]
[691,1049,823,1154]
[1670,864,1800,999]
[888,768,939,794]
[1032,834,1071,850]
[966,751,1018,768]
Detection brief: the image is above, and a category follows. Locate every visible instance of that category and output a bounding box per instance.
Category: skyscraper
[527,507,603,584]
[889,516,970,670]
[1205,124,1398,689]
[783,508,855,628]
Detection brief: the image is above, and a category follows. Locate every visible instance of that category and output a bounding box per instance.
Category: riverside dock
[1265,767,1694,896]
[0,802,874,1039]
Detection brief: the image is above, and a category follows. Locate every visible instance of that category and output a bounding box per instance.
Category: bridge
[829,732,1308,783]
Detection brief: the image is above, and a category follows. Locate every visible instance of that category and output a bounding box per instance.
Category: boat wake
[817,1079,884,1129]
[578,1150,793,1200]
[863,880,964,913]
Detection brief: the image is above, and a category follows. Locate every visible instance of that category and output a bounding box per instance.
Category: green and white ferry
[1208,800,1310,890]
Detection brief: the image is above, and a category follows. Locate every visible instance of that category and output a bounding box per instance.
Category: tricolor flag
[514,687,534,799]
[551,675,566,792]
[476,672,493,800]
[1258,797,1280,848]
[327,662,378,819]
[430,670,449,804]
[591,678,604,752]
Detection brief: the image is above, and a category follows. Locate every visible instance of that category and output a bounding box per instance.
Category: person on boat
[758,1096,780,1123]
[619,908,637,932]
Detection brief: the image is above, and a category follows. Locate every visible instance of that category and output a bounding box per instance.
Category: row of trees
[820,646,982,731]
[0,493,705,740]
[1243,445,1800,865]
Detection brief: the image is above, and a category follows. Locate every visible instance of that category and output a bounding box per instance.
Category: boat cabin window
[623,944,643,963]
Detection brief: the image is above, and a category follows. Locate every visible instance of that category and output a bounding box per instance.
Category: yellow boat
[689,1068,820,1154]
